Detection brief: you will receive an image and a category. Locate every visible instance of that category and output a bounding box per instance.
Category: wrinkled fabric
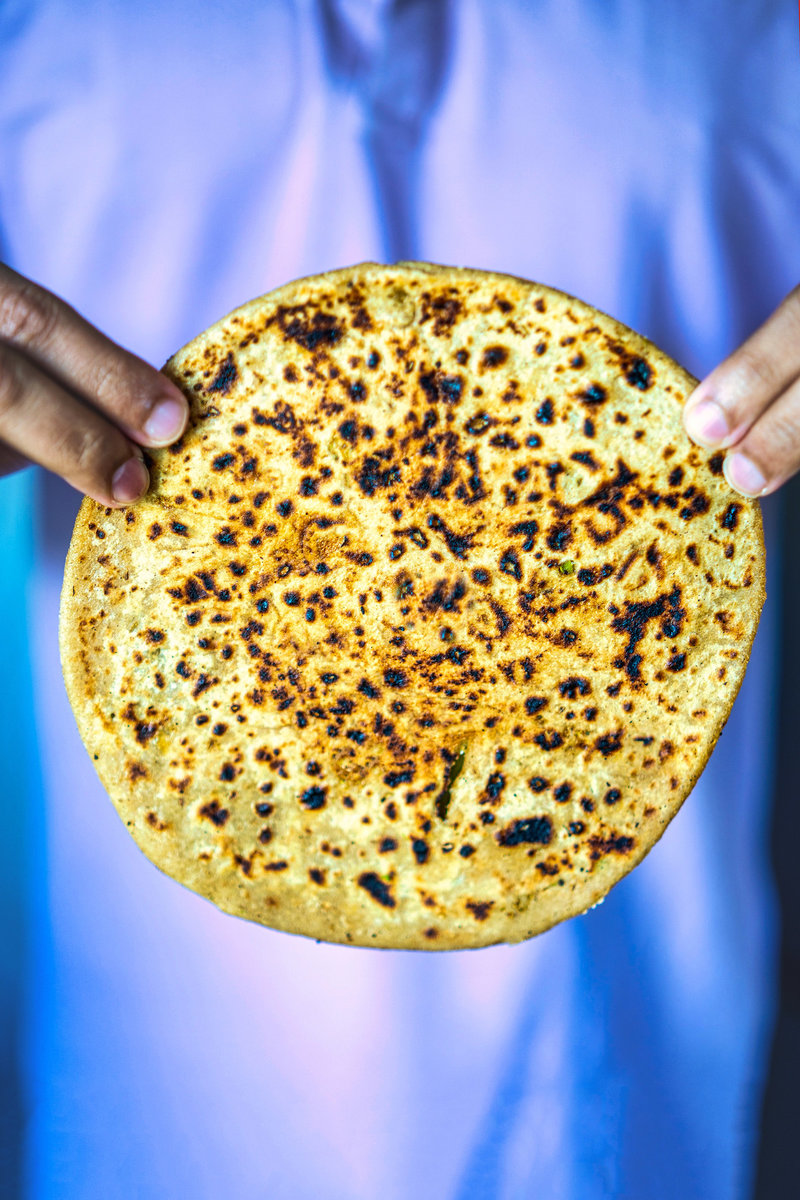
[1,2,798,1197]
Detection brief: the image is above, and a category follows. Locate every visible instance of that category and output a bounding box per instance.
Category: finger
[0,340,149,506]
[683,283,800,449]
[0,441,30,478]
[0,263,188,447]
[722,374,800,497]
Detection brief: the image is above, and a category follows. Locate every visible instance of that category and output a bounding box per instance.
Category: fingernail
[684,398,729,447]
[143,395,187,444]
[723,452,766,497]
[112,456,150,503]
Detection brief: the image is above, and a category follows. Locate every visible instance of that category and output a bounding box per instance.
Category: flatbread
[60,262,765,949]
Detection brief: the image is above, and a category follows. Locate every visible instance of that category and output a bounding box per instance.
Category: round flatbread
[60,262,765,949]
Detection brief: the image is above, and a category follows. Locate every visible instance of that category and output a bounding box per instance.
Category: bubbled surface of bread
[60,263,765,949]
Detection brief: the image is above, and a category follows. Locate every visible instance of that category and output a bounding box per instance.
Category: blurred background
[1,2,799,1196]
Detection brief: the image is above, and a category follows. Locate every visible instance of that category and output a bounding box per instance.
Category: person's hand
[0,263,188,506]
[683,284,800,498]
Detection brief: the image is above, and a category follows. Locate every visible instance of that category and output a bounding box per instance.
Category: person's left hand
[683,284,800,498]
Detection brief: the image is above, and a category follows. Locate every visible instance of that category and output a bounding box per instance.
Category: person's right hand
[0,263,188,506]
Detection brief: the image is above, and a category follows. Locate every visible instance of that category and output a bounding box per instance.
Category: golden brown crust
[60,263,765,949]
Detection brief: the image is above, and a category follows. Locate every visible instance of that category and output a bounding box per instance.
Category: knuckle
[88,352,168,432]
[734,346,780,396]
[0,279,59,348]
[741,410,800,477]
[0,351,25,417]
[76,425,116,478]
[90,354,137,412]
[59,421,118,483]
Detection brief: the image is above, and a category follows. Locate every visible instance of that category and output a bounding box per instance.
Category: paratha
[60,262,765,950]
